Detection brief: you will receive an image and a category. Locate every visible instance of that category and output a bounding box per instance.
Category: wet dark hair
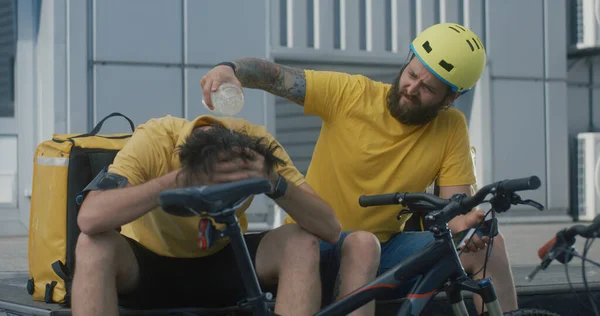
[176,123,286,186]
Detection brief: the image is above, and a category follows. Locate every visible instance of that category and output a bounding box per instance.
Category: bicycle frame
[210,203,272,316]
[315,224,503,316]
[159,176,544,316]
[216,206,503,316]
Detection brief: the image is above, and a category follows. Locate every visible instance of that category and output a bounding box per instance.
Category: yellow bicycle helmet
[409,23,486,94]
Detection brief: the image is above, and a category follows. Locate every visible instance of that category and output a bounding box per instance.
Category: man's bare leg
[71,231,140,316]
[460,232,518,314]
[254,224,322,316]
[334,231,381,316]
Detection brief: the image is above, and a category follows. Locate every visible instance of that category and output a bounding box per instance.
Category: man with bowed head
[72,114,378,316]
[202,23,519,316]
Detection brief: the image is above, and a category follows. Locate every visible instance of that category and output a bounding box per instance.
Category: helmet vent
[439,60,454,72]
[455,25,466,32]
[472,38,480,49]
[448,26,461,33]
[422,41,433,53]
[466,39,475,51]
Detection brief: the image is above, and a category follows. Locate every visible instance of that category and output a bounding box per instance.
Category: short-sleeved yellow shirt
[284,70,476,243]
[108,115,305,258]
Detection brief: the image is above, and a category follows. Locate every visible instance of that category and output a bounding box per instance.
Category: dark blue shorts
[319,230,435,304]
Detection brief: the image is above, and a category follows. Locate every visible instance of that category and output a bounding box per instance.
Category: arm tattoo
[233,58,306,106]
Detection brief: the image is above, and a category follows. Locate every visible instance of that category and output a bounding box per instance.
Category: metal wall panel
[593,88,600,133]
[568,59,591,84]
[545,81,569,210]
[491,79,547,204]
[567,85,591,136]
[487,0,544,78]
[94,0,183,63]
[67,0,89,133]
[94,65,183,132]
[185,0,268,65]
[544,0,567,80]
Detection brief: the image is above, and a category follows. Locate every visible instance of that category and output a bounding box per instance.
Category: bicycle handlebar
[537,214,600,260]
[359,176,542,225]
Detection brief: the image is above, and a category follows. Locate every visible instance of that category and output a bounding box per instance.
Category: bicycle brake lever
[527,248,559,282]
[526,257,552,282]
[511,193,544,211]
[396,209,415,220]
[520,199,544,211]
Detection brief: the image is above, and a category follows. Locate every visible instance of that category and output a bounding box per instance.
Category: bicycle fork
[444,277,502,316]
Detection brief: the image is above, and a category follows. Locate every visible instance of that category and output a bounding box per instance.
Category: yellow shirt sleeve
[303,70,367,123]
[436,112,477,187]
[265,131,306,187]
[236,119,306,187]
[107,120,167,186]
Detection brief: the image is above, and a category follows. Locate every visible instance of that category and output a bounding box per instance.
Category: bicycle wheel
[502,308,561,316]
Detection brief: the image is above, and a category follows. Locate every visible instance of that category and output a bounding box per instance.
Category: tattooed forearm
[232,58,306,106]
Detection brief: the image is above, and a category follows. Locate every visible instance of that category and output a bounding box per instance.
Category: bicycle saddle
[158,178,273,217]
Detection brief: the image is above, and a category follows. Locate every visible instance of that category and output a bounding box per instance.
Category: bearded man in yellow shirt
[201,23,518,316]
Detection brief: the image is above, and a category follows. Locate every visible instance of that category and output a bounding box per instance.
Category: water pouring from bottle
[202,83,245,132]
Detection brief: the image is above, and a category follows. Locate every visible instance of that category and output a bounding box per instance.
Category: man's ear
[442,92,460,109]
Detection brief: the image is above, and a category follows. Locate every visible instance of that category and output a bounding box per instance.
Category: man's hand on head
[210,148,273,184]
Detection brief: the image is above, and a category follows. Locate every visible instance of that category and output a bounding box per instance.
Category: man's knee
[279,224,320,260]
[477,231,508,259]
[259,224,320,267]
[462,231,510,271]
[256,224,321,284]
[341,231,381,265]
[493,231,506,249]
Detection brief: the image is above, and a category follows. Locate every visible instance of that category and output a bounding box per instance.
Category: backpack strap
[72,112,135,139]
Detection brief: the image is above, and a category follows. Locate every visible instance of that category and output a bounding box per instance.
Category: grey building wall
[4,0,591,236]
[485,0,569,216]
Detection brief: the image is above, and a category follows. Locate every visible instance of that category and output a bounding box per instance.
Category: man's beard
[386,74,445,126]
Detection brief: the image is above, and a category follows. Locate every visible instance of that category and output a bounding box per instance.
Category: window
[0,0,16,118]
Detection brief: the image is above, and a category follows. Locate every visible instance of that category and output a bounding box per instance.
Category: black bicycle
[528,214,600,316]
[158,176,560,316]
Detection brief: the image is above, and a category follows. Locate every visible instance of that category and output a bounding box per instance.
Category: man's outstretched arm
[233,58,306,105]
[201,58,306,107]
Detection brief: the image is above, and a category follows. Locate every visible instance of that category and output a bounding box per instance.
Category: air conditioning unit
[577,133,600,221]
[574,0,600,49]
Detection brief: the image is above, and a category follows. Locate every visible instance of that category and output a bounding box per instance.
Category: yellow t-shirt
[284,70,476,243]
[108,115,305,258]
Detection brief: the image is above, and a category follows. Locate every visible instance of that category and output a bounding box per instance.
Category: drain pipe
[589,57,596,133]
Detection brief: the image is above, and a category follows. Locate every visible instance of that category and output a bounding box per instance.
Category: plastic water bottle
[203,83,245,116]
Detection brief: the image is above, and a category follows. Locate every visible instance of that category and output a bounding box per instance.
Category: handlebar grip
[498,176,541,192]
[537,236,557,260]
[359,193,400,207]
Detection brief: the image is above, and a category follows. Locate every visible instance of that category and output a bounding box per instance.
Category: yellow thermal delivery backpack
[27,113,135,305]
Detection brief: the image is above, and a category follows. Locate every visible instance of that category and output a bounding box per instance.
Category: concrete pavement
[1,221,599,284]
[1,221,599,315]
